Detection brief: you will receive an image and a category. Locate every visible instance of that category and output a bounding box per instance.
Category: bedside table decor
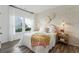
[56,21,70,45]
[56,28,69,45]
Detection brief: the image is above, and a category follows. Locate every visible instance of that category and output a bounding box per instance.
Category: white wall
[0,5,9,43]
[36,6,79,47]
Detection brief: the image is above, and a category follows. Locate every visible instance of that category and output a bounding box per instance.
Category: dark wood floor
[49,42,79,53]
[0,40,79,53]
[0,40,34,53]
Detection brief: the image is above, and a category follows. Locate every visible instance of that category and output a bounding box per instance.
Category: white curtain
[9,6,35,41]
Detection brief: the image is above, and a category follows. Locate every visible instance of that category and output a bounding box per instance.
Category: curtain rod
[9,5,34,14]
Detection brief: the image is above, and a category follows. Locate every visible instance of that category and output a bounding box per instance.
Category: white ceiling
[15,5,59,13]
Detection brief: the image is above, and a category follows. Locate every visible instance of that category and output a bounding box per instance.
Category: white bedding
[18,32,56,53]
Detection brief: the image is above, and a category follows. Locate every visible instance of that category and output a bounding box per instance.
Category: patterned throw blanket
[31,33,50,48]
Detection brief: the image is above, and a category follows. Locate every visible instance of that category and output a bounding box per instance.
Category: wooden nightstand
[56,32,69,45]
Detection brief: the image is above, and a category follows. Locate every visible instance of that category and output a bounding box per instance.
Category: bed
[19,32,56,53]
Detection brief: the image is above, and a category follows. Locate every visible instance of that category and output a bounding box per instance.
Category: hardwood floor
[0,40,79,53]
[0,40,34,53]
[49,42,79,53]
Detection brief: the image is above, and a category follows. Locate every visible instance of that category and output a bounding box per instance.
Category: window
[15,16,33,33]
[15,16,23,32]
[24,18,32,31]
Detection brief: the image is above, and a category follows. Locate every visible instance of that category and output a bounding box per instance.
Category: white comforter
[19,32,56,53]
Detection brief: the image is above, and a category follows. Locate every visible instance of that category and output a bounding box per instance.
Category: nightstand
[56,32,69,45]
